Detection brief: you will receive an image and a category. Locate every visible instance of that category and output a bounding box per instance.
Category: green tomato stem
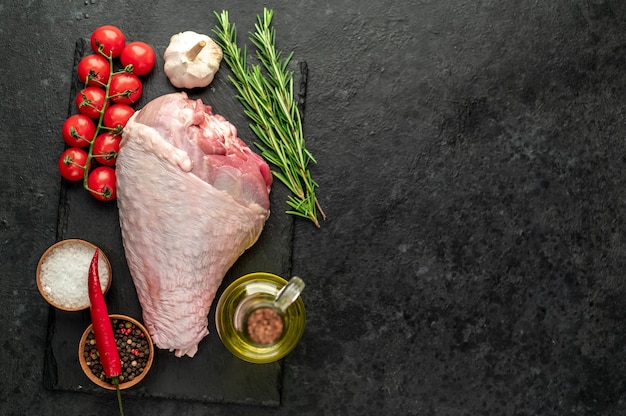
[81,47,115,197]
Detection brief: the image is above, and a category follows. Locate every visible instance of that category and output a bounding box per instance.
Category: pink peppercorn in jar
[215,272,306,364]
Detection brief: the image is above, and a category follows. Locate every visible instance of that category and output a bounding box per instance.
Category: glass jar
[215,272,306,363]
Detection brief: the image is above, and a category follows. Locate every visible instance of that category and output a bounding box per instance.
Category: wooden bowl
[36,239,112,311]
[78,314,154,390]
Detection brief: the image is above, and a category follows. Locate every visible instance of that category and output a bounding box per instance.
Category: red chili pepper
[88,249,122,380]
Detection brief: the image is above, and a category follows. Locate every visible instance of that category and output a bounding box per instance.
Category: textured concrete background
[2,0,626,415]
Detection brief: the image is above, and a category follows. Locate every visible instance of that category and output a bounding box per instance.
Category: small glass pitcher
[215,272,306,363]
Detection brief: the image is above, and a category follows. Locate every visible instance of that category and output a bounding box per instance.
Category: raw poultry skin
[117,92,272,357]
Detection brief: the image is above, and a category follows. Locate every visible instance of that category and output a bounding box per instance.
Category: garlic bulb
[163,31,223,89]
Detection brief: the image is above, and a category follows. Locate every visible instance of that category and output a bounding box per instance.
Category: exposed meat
[116,92,272,357]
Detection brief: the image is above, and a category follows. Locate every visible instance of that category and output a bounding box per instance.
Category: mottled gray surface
[2,0,626,415]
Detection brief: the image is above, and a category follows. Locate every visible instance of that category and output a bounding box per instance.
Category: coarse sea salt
[39,242,110,309]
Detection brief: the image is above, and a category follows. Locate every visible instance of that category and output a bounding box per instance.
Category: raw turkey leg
[116,92,272,357]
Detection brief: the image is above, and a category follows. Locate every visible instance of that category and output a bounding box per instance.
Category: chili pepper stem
[113,377,125,416]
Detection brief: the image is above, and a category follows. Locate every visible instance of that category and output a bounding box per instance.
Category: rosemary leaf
[213,8,325,227]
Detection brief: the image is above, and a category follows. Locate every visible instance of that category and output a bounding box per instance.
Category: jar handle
[273,276,305,312]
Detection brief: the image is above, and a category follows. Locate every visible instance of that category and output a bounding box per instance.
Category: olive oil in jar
[215,272,306,363]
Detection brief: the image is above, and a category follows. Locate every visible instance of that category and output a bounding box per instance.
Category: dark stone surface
[2,0,626,415]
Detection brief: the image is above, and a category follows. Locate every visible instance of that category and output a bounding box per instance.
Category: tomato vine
[58,25,155,201]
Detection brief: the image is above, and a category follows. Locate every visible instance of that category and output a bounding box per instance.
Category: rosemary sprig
[213,8,325,227]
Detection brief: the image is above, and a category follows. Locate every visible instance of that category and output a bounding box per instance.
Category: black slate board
[42,37,306,406]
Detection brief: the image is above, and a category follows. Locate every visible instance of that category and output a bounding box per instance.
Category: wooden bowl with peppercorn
[78,314,154,390]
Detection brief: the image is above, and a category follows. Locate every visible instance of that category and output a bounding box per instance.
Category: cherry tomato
[103,104,135,131]
[92,132,121,166]
[120,41,156,76]
[109,73,142,104]
[76,87,107,119]
[61,114,96,148]
[88,166,117,201]
[77,54,111,87]
[58,148,89,181]
[90,25,126,58]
